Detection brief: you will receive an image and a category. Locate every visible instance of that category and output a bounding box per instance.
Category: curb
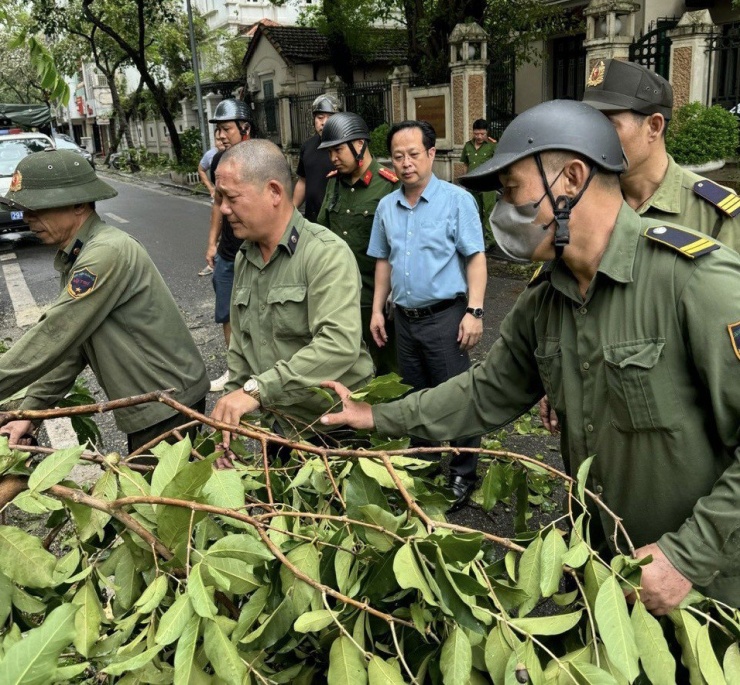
[97,168,210,197]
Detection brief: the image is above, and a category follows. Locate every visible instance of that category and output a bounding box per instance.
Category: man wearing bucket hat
[0,150,209,452]
[321,100,740,613]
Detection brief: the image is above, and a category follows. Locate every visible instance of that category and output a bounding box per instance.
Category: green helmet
[1,149,117,211]
[318,112,371,149]
[459,100,624,192]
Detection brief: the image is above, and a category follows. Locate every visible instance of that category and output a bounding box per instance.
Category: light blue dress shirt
[367,174,484,308]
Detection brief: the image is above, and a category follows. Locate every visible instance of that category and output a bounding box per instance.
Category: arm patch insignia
[729,321,740,361]
[378,167,398,183]
[67,268,98,298]
[693,179,740,217]
[643,225,720,259]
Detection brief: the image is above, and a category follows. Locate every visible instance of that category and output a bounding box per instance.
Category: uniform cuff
[657,529,721,588]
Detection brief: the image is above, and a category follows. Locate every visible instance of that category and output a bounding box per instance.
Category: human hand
[538,396,559,435]
[370,311,387,348]
[214,444,237,470]
[205,244,217,269]
[458,313,483,351]
[210,390,260,449]
[319,381,375,431]
[627,543,692,616]
[0,420,36,446]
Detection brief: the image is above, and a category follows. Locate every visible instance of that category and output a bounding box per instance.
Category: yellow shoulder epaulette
[378,167,398,183]
[693,179,740,217]
[326,169,338,179]
[644,225,719,259]
[527,261,553,287]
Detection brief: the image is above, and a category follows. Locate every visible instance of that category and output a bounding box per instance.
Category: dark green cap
[582,59,673,119]
[0,149,117,211]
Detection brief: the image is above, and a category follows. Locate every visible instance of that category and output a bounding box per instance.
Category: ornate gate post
[583,0,640,74]
[668,10,717,108]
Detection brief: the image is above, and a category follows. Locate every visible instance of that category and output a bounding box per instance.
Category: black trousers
[127,397,207,455]
[395,298,480,480]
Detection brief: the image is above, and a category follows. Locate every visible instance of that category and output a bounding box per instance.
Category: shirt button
[343,231,348,235]
[405,272,409,276]
[582,362,590,370]
[586,424,594,432]
[346,209,351,214]
[580,307,587,315]
[260,305,265,311]
[261,340,267,346]
[406,251,410,255]
[350,188,355,192]
[596,484,603,494]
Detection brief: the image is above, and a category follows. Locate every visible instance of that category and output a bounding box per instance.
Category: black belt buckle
[404,307,423,319]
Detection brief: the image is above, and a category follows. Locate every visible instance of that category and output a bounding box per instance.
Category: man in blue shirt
[367,120,487,510]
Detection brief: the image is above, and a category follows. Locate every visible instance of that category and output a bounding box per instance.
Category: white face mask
[489,198,553,263]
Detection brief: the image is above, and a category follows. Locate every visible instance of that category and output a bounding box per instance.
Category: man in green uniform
[316,112,400,374]
[321,100,740,612]
[210,139,373,451]
[460,118,497,250]
[0,150,209,452]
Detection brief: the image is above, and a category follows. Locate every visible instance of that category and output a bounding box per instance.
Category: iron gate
[486,50,515,140]
[340,81,391,132]
[629,18,679,79]
[710,22,740,111]
[289,87,325,146]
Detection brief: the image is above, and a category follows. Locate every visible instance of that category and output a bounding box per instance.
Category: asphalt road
[0,172,533,456]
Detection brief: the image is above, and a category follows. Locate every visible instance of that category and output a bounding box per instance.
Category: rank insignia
[67,268,97,298]
[362,169,373,185]
[8,170,21,192]
[729,321,740,361]
[587,60,606,87]
[378,167,399,183]
[287,226,300,255]
[644,225,720,259]
[693,180,740,217]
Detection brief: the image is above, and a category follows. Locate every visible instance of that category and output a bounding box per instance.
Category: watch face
[244,379,258,393]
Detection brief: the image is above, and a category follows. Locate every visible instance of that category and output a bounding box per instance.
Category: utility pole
[186,0,209,153]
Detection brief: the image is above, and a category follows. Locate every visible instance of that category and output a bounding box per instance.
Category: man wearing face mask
[321,100,740,614]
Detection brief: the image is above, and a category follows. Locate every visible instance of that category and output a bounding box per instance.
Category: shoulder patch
[286,226,300,256]
[527,261,553,287]
[378,167,398,183]
[643,225,720,259]
[67,268,98,298]
[729,321,740,361]
[693,179,740,217]
[326,169,338,178]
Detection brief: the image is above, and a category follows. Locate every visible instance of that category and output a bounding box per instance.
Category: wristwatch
[243,378,261,404]
[466,306,484,319]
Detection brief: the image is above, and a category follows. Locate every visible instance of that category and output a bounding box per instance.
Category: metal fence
[628,17,679,80]
[289,88,325,146]
[340,81,391,132]
[487,51,516,140]
[252,97,281,145]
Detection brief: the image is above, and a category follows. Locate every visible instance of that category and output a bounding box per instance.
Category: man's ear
[647,113,666,141]
[562,159,590,196]
[266,179,283,205]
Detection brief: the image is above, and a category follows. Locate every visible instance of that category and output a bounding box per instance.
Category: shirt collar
[638,154,682,216]
[398,173,439,208]
[340,158,379,188]
[240,208,305,262]
[56,212,102,271]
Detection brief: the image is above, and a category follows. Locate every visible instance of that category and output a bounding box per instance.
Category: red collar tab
[362,169,373,185]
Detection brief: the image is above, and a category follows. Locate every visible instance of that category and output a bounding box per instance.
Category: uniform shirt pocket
[233,286,251,336]
[267,285,308,338]
[534,340,563,412]
[603,339,681,432]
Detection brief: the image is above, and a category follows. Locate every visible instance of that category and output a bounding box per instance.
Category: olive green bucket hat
[0,149,117,211]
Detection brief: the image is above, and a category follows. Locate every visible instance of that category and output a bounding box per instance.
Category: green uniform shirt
[0,213,209,434]
[374,203,740,605]
[226,209,374,437]
[640,154,740,253]
[316,158,400,307]
[460,139,496,172]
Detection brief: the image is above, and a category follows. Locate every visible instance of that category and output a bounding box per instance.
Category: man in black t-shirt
[204,99,253,391]
[293,95,339,222]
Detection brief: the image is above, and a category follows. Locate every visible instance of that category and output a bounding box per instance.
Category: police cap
[459,100,625,192]
[209,98,253,123]
[318,112,371,149]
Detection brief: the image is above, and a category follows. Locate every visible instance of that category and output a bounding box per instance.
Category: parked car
[0,132,55,235]
[53,133,94,167]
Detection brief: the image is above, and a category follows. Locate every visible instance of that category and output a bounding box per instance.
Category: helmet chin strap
[534,153,597,259]
[350,140,368,167]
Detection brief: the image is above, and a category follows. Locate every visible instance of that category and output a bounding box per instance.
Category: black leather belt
[397,297,461,320]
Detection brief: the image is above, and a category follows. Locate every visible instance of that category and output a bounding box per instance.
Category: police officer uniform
[460,134,497,249]
[316,113,401,374]
[583,58,740,252]
[0,151,209,451]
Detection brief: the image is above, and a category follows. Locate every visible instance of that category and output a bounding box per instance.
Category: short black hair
[387,120,436,152]
[473,119,488,130]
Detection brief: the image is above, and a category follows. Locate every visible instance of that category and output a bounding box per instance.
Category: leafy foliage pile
[666,102,740,166]
[0,388,738,684]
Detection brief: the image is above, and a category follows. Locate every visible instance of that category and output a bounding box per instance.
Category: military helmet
[318,112,371,149]
[459,100,625,192]
[209,98,252,123]
[312,94,340,115]
[0,149,117,211]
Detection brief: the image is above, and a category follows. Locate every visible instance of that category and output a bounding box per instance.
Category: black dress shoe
[447,475,476,513]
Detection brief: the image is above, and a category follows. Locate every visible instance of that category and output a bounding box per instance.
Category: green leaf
[484,625,517,683]
[434,547,485,634]
[0,603,78,685]
[358,457,414,490]
[188,562,216,618]
[0,525,57,588]
[233,587,269,642]
[696,623,726,685]
[52,547,81,583]
[511,610,583,636]
[114,545,142,611]
[517,535,543,617]
[294,609,336,633]
[135,574,168,614]
[52,662,90,682]
[203,619,247,685]
[118,466,156,522]
[669,609,703,684]
[440,626,472,685]
[630,601,675,685]
[539,528,567,597]
[308,385,336,405]
[594,576,640,683]
[562,541,590,569]
[0,571,11,626]
[202,554,261,594]
[102,645,162,676]
[724,643,740,685]
[335,534,354,594]
[202,468,246,513]
[368,656,405,684]
[156,592,194,645]
[279,543,320,614]
[576,455,595,503]
[327,636,367,685]
[161,454,216,501]
[72,581,103,657]
[206,533,272,564]
[240,594,295,650]
[11,491,63,514]
[27,446,82,493]
[569,661,619,685]
[174,616,201,684]
[480,462,513,510]
[78,471,117,541]
[151,438,191,496]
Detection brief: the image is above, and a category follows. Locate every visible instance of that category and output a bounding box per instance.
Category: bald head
[220,139,293,195]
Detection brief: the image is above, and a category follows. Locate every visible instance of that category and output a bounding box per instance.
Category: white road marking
[1,256,80,449]
[105,212,129,224]
[0,253,16,262]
